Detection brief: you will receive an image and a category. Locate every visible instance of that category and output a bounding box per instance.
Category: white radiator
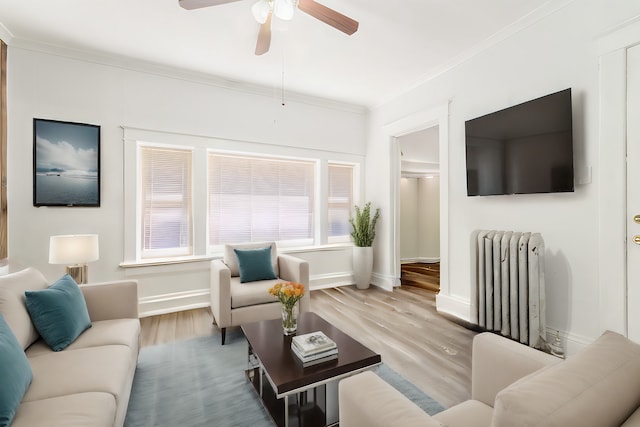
[470,230,546,349]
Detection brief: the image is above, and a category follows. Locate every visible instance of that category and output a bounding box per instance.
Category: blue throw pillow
[0,314,32,427]
[24,274,92,351]
[234,247,277,283]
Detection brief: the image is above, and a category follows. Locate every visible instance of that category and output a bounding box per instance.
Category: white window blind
[140,146,193,258]
[208,153,315,247]
[328,163,354,238]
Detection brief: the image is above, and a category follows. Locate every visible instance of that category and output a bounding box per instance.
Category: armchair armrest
[339,371,443,427]
[277,253,310,312]
[80,280,138,321]
[472,332,561,407]
[210,259,232,328]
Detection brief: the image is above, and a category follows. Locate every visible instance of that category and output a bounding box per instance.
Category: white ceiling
[0,0,558,108]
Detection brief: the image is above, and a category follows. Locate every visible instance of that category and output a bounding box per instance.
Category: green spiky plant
[349,202,380,247]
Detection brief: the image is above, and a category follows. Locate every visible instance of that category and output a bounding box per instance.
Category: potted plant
[349,202,380,289]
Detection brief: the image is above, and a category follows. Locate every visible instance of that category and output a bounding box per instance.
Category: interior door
[627,43,640,342]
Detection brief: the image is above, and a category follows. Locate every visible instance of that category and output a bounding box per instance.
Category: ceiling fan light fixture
[273,0,295,20]
[251,0,271,24]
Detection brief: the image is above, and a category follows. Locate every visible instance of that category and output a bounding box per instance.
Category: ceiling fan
[179,0,359,56]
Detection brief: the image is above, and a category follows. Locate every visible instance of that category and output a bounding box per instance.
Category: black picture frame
[33,118,101,207]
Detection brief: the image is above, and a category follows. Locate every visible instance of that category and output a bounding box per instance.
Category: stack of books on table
[291,331,338,367]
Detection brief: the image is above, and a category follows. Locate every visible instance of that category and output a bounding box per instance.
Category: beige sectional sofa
[0,268,140,427]
[340,330,640,427]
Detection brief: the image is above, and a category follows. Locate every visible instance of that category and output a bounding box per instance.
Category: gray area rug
[125,329,444,427]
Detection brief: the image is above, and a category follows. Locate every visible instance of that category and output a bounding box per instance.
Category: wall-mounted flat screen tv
[465,88,574,196]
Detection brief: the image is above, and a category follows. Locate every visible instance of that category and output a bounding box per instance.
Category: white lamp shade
[49,234,99,265]
[273,0,295,20]
[252,0,271,24]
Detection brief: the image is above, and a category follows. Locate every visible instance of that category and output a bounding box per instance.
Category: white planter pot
[353,246,373,290]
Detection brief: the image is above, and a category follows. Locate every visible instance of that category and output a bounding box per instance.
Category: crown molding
[0,22,13,44]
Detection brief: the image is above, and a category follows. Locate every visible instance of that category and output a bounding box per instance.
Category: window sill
[120,255,215,268]
[119,243,354,268]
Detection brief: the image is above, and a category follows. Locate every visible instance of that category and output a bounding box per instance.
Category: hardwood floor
[139,308,216,348]
[139,285,476,408]
[312,285,476,408]
[401,262,440,292]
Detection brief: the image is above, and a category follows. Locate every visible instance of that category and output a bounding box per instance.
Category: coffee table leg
[284,395,289,427]
[326,380,339,425]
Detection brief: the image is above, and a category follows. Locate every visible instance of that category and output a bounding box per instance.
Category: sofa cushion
[433,400,493,427]
[0,314,33,427]
[0,267,49,350]
[622,407,640,427]
[224,241,279,277]
[230,277,280,308]
[23,345,134,403]
[24,274,92,351]
[493,330,640,427]
[339,371,445,427]
[11,392,116,427]
[26,319,140,358]
[620,408,640,427]
[234,246,277,283]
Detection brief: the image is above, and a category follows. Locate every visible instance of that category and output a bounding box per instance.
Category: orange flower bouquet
[269,282,305,335]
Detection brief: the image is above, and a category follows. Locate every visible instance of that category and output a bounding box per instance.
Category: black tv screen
[465,88,574,196]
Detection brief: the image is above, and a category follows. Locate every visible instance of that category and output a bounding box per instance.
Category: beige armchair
[210,241,310,344]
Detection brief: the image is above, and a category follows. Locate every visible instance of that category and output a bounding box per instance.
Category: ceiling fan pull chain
[281,55,286,106]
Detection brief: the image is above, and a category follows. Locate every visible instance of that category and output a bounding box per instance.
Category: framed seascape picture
[33,119,101,207]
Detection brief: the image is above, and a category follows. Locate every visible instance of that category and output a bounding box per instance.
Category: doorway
[597,22,640,340]
[384,103,449,302]
[398,127,441,292]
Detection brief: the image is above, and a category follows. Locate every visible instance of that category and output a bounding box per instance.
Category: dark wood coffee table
[241,311,381,427]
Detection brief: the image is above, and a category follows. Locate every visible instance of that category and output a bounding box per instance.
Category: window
[140,145,193,259]
[208,153,315,248]
[123,128,364,265]
[328,163,354,240]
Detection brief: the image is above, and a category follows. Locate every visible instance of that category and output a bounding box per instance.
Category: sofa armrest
[80,280,138,321]
[210,259,232,328]
[339,371,443,427]
[277,254,310,312]
[472,332,560,407]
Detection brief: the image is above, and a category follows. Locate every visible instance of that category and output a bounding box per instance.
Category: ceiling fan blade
[179,0,242,10]
[255,12,272,56]
[297,0,359,35]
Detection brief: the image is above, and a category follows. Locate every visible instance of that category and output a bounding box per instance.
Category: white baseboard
[544,327,592,357]
[312,272,397,291]
[371,272,397,291]
[436,293,471,322]
[138,289,210,318]
[310,272,353,290]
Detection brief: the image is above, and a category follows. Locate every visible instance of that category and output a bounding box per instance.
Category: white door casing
[627,43,640,342]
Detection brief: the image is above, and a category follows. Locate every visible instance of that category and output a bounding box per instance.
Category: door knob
[635,236,640,245]
[635,215,640,224]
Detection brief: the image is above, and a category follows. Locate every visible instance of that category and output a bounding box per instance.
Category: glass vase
[282,302,299,335]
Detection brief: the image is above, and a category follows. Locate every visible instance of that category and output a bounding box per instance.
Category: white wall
[418,176,440,259]
[366,0,640,351]
[400,177,440,262]
[7,46,366,316]
[400,178,419,259]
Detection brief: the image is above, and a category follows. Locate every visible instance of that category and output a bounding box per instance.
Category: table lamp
[49,234,99,284]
